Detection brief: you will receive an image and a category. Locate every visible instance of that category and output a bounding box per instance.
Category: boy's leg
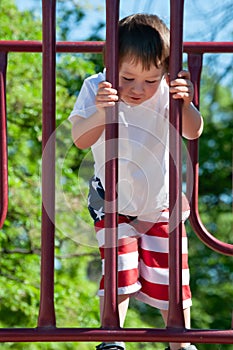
[88,178,140,349]
[97,295,129,349]
[161,308,191,350]
[88,176,141,326]
[135,221,192,310]
[95,219,141,349]
[134,220,194,350]
[100,294,129,328]
[96,219,141,298]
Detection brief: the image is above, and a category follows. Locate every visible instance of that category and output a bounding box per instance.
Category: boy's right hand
[95,81,119,110]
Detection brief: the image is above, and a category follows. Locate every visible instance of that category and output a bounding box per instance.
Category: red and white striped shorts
[95,216,192,311]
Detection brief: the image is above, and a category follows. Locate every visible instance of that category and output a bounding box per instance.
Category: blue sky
[16,0,233,42]
[15,0,232,79]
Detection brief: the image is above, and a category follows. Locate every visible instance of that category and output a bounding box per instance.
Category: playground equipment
[0,0,232,346]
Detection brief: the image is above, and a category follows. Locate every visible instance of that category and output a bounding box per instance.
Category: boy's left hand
[169,70,194,105]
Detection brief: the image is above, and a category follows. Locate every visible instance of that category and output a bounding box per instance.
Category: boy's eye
[123,77,134,81]
[146,80,158,84]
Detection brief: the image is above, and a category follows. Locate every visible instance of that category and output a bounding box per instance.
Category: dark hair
[118,14,170,72]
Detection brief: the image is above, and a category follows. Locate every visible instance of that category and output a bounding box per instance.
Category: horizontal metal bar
[0,327,232,344]
[0,41,232,53]
[0,41,104,53]
[184,42,233,53]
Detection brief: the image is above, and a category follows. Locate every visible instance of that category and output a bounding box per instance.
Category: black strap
[96,343,124,350]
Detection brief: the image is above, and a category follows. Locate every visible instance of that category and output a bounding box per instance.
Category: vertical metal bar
[167,0,185,328]
[186,54,202,213]
[38,0,56,327]
[102,0,120,328]
[0,52,8,229]
[187,54,202,109]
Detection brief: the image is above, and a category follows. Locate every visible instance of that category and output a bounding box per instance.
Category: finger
[177,70,191,80]
[170,85,190,96]
[170,83,192,91]
[170,77,191,87]
[97,80,118,96]
[172,92,190,99]
[98,81,112,89]
[98,88,118,96]
[96,86,118,102]
[96,93,118,108]
[96,101,116,108]
[96,81,118,107]
[171,90,193,104]
[96,94,118,102]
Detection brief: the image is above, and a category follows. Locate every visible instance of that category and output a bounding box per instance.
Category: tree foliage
[0,1,232,350]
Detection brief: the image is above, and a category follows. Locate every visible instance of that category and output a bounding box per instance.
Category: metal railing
[0,0,232,345]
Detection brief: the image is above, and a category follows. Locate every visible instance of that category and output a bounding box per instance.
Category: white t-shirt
[69,71,174,222]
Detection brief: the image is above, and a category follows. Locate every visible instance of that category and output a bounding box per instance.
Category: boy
[69,14,203,350]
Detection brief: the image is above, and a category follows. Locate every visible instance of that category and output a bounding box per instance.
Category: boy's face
[119,60,164,106]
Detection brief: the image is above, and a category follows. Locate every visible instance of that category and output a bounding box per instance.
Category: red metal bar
[0,41,232,54]
[0,52,8,229]
[187,54,233,256]
[0,41,103,53]
[187,54,203,109]
[167,0,185,329]
[187,140,233,256]
[37,0,56,327]
[102,0,120,329]
[0,41,104,53]
[0,327,233,344]
[184,42,233,54]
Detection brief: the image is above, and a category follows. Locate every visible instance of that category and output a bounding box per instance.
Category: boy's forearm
[182,103,203,140]
[72,111,105,149]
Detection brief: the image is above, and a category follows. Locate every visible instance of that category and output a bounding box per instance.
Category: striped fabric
[95,218,192,311]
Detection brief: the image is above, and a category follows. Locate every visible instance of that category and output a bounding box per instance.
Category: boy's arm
[71,112,105,149]
[169,70,204,140]
[71,81,118,149]
[182,102,203,140]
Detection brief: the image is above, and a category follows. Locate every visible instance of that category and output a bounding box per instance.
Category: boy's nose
[131,82,144,94]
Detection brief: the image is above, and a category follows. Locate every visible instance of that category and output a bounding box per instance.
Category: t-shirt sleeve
[68,72,105,123]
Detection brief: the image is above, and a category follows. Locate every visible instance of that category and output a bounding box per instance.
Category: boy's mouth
[121,95,144,106]
[128,95,143,104]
